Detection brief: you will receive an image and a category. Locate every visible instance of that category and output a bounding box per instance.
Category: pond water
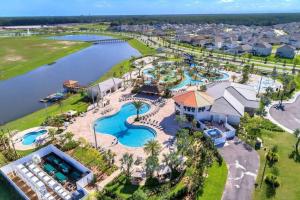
[0,35,141,124]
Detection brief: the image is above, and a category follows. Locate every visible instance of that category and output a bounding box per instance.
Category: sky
[1,0,300,17]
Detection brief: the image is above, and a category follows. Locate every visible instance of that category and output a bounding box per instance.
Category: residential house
[252,42,272,56]
[276,45,296,59]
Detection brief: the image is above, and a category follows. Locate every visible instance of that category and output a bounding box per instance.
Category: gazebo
[63,80,80,92]
[138,84,163,96]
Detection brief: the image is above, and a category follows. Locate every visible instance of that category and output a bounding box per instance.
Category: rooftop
[173,91,214,108]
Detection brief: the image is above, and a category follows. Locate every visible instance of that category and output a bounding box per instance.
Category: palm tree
[120,153,134,178]
[260,146,279,188]
[145,155,159,178]
[162,152,181,180]
[144,139,162,157]
[175,115,187,128]
[294,129,300,154]
[132,101,143,121]
[48,128,57,143]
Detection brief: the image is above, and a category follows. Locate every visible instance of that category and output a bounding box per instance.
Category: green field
[197,162,228,200]
[253,130,300,200]
[0,36,90,80]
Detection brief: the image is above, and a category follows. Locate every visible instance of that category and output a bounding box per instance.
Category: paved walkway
[219,139,259,200]
[267,91,300,133]
[97,169,121,191]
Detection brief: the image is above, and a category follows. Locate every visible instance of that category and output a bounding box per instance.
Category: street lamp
[93,124,98,149]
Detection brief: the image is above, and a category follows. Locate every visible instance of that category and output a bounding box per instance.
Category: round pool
[22,129,48,145]
[94,102,156,147]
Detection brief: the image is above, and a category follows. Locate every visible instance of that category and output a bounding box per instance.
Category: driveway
[269,95,300,132]
[219,139,260,200]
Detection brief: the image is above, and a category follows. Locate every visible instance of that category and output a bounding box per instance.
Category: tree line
[1,13,300,26]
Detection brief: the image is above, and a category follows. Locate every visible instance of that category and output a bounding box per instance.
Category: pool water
[144,67,230,91]
[205,128,223,139]
[94,103,156,147]
[22,129,48,145]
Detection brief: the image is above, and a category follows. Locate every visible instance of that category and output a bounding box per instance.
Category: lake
[0,35,141,124]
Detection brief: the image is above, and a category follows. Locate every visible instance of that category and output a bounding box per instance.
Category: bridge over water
[87,38,131,44]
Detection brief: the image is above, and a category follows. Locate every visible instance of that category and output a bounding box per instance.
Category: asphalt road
[269,95,300,131]
[219,139,260,200]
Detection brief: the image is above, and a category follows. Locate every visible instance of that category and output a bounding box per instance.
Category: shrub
[265,174,280,188]
[130,190,148,200]
[61,140,79,151]
[199,84,207,92]
[168,185,188,200]
[145,177,160,187]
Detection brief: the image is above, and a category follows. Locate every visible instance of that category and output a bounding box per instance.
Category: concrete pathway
[219,139,260,200]
[97,169,121,191]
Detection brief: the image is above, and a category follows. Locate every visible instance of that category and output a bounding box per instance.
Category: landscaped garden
[97,128,227,200]
[237,114,300,200]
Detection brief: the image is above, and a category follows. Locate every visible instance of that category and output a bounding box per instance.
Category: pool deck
[64,87,178,167]
[12,126,52,151]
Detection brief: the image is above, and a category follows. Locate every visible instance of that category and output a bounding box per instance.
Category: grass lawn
[105,175,140,199]
[96,58,133,83]
[1,94,88,131]
[0,36,90,80]
[197,162,228,200]
[127,38,156,55]
[70,146,116,175]
[253,129,300,200]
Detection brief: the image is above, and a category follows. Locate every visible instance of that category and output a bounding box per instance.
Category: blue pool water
[22,130,48,145]
[171,71,204,90]
[205,128,223,139]
[94,103,156,147]
[144,67,230,91]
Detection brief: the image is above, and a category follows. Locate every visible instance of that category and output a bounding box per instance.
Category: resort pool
[22,129,48,145]
[94,103,156,147]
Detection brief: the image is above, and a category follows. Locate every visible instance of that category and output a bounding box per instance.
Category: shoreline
[0,34,155,131]
[0,36,91,81]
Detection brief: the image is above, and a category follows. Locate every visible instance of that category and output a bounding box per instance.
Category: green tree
[144,140,161,157]
[132,101,143,121]
[120,153,134,178]
[145,155,159,178]
[175,115,187,128]
[162,151,181,179]
[176,129,191,156]
[293,129,300,155]
[131,189,148,200]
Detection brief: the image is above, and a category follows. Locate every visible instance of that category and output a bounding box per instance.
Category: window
[198,107,205,112]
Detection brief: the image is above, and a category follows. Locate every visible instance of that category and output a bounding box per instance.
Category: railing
[224,123,236,139]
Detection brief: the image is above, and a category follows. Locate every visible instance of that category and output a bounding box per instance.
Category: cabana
[138,84,163,96]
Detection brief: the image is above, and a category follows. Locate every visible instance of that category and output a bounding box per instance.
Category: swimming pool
[94,102,156,147]
[204,128,226,146]
[22,129,48,145]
